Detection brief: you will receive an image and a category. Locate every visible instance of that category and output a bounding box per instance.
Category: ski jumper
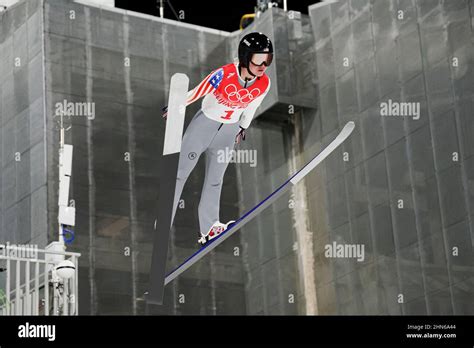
[170,62,271,236]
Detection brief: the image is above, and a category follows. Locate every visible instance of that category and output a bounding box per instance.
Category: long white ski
[164,121,355,286]
[147,73,189,305]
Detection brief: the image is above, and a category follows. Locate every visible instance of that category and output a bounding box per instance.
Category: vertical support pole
[6,258,10,315]
[45,263,49,316]
[63,280,68,316]
[25,260,30,315]
[16,261,20,315]
[73,255,79,315]
[34,262,39,315]
[53,281,58,316]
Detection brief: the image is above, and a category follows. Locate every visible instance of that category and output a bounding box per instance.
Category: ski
[163,121,355,286]
[147,73,189,305]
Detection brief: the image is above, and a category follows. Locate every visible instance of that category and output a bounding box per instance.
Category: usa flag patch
[209,69,224,89]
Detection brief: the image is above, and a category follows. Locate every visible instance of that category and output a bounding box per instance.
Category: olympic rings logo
[224,84,261,103]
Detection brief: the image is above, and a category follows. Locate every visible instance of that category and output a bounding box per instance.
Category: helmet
[238,32,273,75]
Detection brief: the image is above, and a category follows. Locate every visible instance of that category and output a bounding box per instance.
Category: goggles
[250,52,273,67]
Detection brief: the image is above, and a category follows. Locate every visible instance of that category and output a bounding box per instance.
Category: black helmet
[238,32,274,72]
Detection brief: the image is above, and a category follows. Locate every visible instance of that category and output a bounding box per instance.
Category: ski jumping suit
[170,62,271,236]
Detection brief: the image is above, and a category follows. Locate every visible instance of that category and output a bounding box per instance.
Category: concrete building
[0,0,473,315]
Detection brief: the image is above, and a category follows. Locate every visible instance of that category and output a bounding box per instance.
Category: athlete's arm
[239,79,271,129]
[185,68,223,106]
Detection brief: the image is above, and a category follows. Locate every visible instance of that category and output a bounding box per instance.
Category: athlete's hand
[162,105,168,119]
[235,126,246,144]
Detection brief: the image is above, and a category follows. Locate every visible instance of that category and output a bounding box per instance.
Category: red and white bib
[201,63,270,125]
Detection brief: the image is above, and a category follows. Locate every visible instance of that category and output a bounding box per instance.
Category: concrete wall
[0,0,47,248]
[307,0,474,314]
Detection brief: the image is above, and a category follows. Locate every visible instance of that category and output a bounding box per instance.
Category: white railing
[0,244,80,316]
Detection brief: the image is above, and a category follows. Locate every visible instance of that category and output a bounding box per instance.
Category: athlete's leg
[171,110,218,226]
[198,122,241,235]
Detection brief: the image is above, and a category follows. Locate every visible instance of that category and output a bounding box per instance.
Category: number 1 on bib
[220,110,234,120]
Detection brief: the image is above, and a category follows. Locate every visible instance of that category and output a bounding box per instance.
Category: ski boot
[198,220,235,246]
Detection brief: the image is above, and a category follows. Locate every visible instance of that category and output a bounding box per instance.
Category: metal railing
[0,245,80,316]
